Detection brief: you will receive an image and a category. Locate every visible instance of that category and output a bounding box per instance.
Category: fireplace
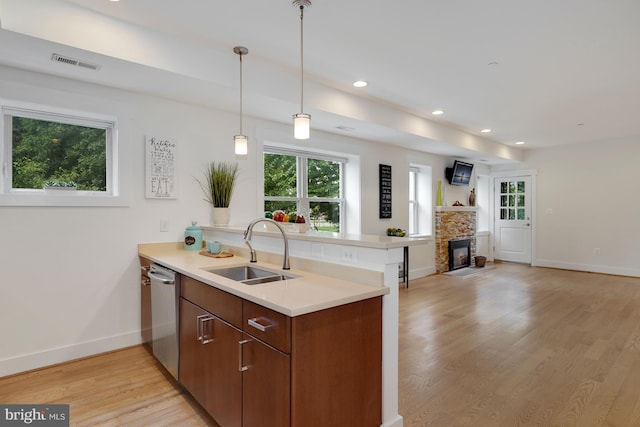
[448,238,471,271]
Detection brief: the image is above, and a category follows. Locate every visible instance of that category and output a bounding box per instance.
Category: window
[409,167,418,234]
[0,100,123,206]
[408,164,432,236]
[264,146,345,232]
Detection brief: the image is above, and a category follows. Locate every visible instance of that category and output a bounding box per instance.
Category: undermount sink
[205,265,297,285]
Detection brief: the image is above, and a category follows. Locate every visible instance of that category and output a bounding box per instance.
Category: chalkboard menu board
[145,136,177,199]
[379,164,392,219]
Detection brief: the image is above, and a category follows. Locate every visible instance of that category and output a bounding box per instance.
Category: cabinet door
[179,298,242,427]
[139,258,152,346]
[241,333,291,427]
[178,298,208,406]
[205,316,242,427]
[140,276,152,346]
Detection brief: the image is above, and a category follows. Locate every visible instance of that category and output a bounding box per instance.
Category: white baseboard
[381,414,404,427]
[535,259,640,278]
[0,331,142,377]
[409,266,436,280]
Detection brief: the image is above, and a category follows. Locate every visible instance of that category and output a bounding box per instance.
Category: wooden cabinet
[179,298,242,427]
[241,333,290,427]
[139,257,152,347]
[179,275,382,427]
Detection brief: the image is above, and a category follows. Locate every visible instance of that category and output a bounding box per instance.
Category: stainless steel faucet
[243,218,290,270]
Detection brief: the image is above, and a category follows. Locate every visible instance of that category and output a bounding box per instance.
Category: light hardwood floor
[1,263,640,426]
[399,262,640,426]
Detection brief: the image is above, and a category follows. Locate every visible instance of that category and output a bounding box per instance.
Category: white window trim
[0,99,127,207]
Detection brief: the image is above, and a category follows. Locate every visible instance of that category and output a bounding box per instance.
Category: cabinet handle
[201,316,215,344]
[140,265,150,273]
[247,317,273,332]
[238,339,251,372]
[196,314,214,342]
[141,277,150,286]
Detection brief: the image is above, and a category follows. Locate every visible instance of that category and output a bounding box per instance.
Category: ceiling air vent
[51,53,101,71]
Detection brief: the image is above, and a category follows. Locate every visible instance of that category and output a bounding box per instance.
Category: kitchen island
[139,242,391,427]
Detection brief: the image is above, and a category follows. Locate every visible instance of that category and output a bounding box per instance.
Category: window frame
[408,164,432,237]
[0,99,126,207]
[263,145,346,232]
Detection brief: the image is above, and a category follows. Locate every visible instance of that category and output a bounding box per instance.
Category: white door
[494,176,532,263]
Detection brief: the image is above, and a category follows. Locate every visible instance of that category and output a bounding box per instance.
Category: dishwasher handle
[147,270,175,285]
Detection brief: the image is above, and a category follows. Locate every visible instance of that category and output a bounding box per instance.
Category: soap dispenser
[184,220,203,251]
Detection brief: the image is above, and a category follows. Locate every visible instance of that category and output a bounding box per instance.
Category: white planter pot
[212,207,230,226]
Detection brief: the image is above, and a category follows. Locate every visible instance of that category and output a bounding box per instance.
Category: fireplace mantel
[435,206,477,212]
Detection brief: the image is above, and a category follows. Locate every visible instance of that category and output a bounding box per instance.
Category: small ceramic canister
[207,241,222,254]
[184,221,203,251]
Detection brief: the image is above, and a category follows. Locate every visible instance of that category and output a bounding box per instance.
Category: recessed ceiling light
[353,80,368,88]
[431,110,444,115]
[481,129,492,133]
[515,141,525,145]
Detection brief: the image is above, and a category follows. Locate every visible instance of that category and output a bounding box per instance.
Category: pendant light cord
[239,52,244,134]
[299,4,304,113]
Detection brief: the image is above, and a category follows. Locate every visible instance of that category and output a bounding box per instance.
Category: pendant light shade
[233,46,249,156]
[234,134,248,155]
[292,0,311,140]
[293,113,310,139]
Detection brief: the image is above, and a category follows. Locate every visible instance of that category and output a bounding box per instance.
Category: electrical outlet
[160,218,169,232]
[341,248,356,262]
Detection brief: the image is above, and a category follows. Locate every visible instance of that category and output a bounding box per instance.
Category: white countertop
[203,225,429,249]
[139,242,389,317]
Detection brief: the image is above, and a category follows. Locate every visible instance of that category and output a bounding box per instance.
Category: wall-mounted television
[445,160,474,186]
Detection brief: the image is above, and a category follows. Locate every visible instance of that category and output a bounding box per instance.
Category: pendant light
[233,46,249,156]
[292,0,311,140]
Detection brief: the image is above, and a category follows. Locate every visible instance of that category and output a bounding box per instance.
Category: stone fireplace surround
[435,206,477,273]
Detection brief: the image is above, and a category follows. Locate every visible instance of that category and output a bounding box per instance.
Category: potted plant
[197,161,238,226]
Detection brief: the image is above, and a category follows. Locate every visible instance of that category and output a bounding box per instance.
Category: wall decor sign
[145,136,177,199]
[379,163,392,219]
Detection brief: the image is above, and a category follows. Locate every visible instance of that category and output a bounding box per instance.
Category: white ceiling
[1,0,639,165]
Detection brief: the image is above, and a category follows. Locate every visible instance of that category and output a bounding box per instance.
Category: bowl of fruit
[266,211,309,233]
[386,227,406,237]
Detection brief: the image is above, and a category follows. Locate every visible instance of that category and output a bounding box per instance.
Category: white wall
[0,65,441,375]
[496,138,640,277]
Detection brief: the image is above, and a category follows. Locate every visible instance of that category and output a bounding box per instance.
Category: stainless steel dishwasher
[148,263,179,379]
